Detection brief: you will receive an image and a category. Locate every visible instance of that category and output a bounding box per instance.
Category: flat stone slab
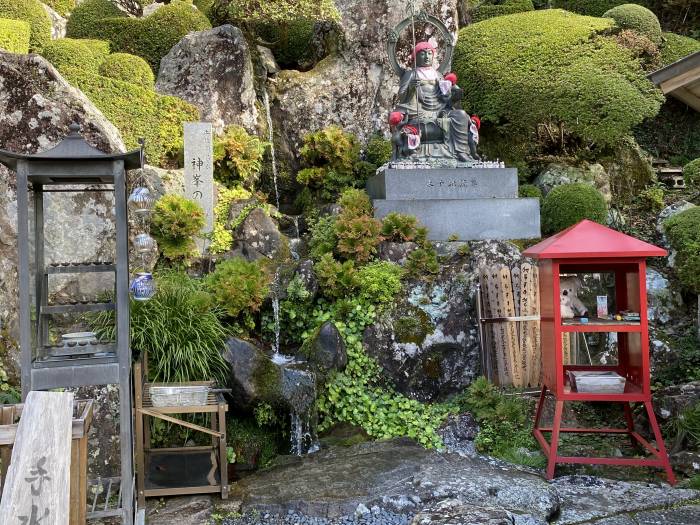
[367,168,518,200]
[373,198,541,240]
[229,439,559,520]
[634,505,700,525]
[552,475,699,524]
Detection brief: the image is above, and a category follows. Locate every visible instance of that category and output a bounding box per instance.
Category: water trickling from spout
[262,88,280,210]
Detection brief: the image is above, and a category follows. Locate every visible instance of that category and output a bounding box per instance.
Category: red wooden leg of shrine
[533,393,676,485]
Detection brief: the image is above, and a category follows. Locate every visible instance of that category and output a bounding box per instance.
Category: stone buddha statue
[389,40,480,163]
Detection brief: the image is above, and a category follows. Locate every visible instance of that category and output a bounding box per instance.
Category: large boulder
[42,2,67,39]
[223,337,316,413]
[301,321,347,381]
[270,0,459,166]
[155,25,258,134]
[233,207,285,261]
[646,268,684,326]
[411,499,514,525]
[534,162,612,203]
[0,51,124,334]
[364,240,522,402]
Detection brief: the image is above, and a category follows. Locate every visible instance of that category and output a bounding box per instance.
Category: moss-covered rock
[61,67,199,165]
[453,10,663,153]
[518,184,543,203]
[659,32,700,66]
[0,18,30,54]
[41,38,104,75]
[0,0,52,51]
[541,182,607,234]
[43,0,75,17]
[65,0,125,40]
[534,162,612,203]
[99,52,155,89]
[603,4,662,45]
[469,0,534,22]
[68,0,211,72]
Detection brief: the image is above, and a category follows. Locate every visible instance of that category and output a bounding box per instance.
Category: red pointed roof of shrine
[523,220,667,259]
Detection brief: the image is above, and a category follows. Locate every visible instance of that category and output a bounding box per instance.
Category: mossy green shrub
[541,182,607,234]
[209,185,253,254]
[315,253,358,300]
[381,212,428,244]
[469,0,534,23]
[664,207,700,294]
[614,29,660,70]
[518,184,543,202]
[66,0,125,40]
[151,193,206,262]
[308,214,338,260]
[297,126,366,203]
[99,52,155,89]
[69,1,211,72]
[214,125,267,190]
[0,0,52,51]
[550,0,644,16]
[334,189,382,264]
[204,257,270,331]
[61,67,198,165]
[44,0,75,17]
[41,38,105,75]
[365,134,392,166]
[453,10,663,153]
[405,246,440,278]
[683,159,700,190]
[212,0,339,25]
[659,32,700,66]
[90,272,229,384]
[0,19,30,53]
[603,4,662,44]
[355,261,404,305]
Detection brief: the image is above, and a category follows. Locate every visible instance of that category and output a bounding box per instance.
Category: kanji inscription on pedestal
[184,122,214,252]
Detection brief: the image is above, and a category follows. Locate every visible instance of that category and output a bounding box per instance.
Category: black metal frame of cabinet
[0,124,143,525]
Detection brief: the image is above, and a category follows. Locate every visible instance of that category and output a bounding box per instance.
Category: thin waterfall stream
[262,87,280,210]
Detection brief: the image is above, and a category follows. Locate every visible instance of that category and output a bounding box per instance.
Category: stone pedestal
[367,167,541,241]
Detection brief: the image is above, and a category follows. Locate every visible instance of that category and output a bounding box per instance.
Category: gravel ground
[221,507,414,525]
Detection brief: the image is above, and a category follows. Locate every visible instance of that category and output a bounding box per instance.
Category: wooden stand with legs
[134,357,229,507]
[524,221,675,484]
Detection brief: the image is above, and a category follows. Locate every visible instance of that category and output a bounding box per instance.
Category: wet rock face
[364,240,522,402]
[270,0,460,165]
[156,25,258,134]
[302,321,347,381]
[0,52,125,334]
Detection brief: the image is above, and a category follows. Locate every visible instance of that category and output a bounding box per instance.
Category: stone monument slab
[373,198,541,241]
[367,168,518,200]
[184,122,214,251]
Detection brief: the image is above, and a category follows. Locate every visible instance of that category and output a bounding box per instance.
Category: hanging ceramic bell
[130,272,156,301]
[133,233,156,253]
[128,187,155,214]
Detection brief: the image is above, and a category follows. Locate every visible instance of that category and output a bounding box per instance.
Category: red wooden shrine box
[523,220,675,483]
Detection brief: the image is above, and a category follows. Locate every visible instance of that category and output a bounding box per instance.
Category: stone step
[367,167,518,200]
[373,198,541,241]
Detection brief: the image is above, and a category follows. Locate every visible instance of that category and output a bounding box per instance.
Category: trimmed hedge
[41,38,106,75]
[0,18,30,53]
[0,0,52,51]
[99,52,155,89]
[541,183,607,234]
[216,0,339,24]
[518,184,543,202]
[603,4,662,45]
[470,0,534,23]
[44,0,75,17]
[664,207,700,294]
[69,1,211,72]
[66,0,125,40]
[683,159,700,190]
[550,0,646,16]
[61,67,199,165]
[453,10,663,149]
[659,32,700,66]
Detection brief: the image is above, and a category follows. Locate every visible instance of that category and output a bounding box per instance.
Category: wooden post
[0,391,74,524]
